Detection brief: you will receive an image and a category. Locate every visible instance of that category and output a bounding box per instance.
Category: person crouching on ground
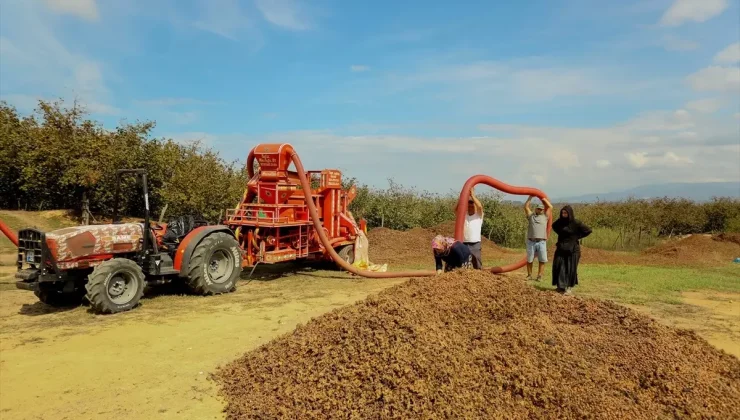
[432,235,472,274]
[524,195,552,281]
[464,188,484,269]
[552,205,592,295]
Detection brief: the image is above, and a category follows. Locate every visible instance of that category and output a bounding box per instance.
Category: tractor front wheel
[85,259,145,314]
[186,232,241,295]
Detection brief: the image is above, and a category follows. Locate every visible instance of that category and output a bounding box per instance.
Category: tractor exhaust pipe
[290,150,551,278]
[0,219,19,247]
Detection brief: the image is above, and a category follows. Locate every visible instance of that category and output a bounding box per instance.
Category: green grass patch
[551,264,740,305]
[396,255,739,308]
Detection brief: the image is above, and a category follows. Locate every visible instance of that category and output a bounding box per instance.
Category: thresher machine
[225,143,368,269]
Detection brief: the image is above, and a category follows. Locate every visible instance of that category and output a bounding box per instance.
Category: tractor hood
[46,223,144,263]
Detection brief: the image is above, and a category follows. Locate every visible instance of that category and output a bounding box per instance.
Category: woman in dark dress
[432,235,472,274]
[551,205,592,295]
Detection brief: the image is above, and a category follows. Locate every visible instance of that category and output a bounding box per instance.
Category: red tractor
[13,169,243,314]
[225,143,367,268]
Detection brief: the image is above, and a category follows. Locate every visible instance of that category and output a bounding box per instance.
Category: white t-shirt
[463,212,483,243]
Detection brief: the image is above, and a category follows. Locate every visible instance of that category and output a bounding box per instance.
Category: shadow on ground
[15,260,352,316]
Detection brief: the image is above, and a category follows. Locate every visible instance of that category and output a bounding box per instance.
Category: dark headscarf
[557,205,575,224]
[553,204,591,238]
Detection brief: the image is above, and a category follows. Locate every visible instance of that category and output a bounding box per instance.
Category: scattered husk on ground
[214,270,740,419]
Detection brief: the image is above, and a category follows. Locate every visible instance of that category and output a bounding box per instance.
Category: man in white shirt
[463,188,484,269]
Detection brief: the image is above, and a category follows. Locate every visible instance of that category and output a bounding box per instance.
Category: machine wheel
[186,232,241,295]
[336,244,355,266]
[85,259,145,314]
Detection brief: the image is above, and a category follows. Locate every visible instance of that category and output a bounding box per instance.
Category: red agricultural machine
[225,143,367,268]
[3,144,371,315]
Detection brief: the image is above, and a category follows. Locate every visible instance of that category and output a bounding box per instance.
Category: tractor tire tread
[186,232,240,296]
[85,259,145,315]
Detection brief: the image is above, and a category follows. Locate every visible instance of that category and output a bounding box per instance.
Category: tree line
[1,99,738,249]
[347,181,740,248]
[0,99,247,222]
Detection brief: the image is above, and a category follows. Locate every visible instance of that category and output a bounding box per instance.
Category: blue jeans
[526,239,548,263]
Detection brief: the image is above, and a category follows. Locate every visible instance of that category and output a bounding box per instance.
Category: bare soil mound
[214,271,740,419]
[641,234,740,266]
[714,232,740,246]
[367,222,516,267]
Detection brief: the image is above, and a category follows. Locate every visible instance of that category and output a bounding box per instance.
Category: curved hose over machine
[289,151,552,278]
[291,152,437,278]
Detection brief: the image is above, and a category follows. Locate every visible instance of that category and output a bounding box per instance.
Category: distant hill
[554,182,740,203]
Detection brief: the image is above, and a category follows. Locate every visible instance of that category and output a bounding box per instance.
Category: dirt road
[0,267,406,420]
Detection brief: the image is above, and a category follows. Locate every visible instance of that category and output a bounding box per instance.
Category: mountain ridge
[552,182,739,203]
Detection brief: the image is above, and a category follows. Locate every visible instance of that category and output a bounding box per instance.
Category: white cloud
[620,109,695,132]
[663,151,694,165]
[43,0,99,21]
[684,98,724,113]
[660,35,700,51]
[192,104,739,196]
[319,53,681,110]
[659,0,729,26]
[735,112,740,120]
[627,151,693,168]
[626,152,650,168]
[193,0,261,44]
[254,0,313,31]
[551,149,581,170]
[686,66,740,92]
[714,42,740,64]
[350,65,370,72]
[0,3,119,115]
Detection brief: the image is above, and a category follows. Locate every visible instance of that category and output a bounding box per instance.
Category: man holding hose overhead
[464,188,484,269]
[524,195,552,281]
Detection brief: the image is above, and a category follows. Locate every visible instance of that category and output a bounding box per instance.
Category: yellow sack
[352,230,388,272]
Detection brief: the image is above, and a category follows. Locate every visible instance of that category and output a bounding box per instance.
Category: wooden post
[158,203,168,223]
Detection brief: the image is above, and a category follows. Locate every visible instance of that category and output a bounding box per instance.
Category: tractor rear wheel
[85,259,145,314]
[336,244,355,266]
[186,232,241,295]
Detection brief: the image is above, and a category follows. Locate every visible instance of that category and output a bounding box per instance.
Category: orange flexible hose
[292,152,437,278]
[0,219,19,247]
[454,176,552,274]
[291,152,552,278]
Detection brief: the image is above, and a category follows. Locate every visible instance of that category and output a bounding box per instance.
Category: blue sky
[1,0,738,198]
